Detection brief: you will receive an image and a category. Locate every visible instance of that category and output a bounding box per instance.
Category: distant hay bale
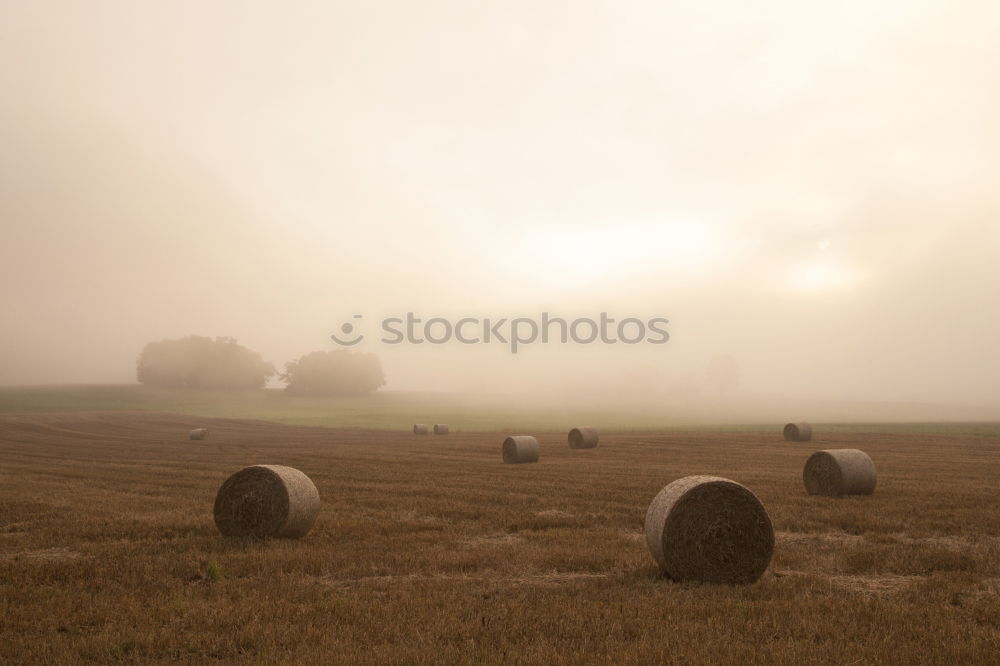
[433,424,449,435]
[213,465,320,539]
[783,422,812,441]
[803,449,876,497]
[644,475,774,584]
[568,426,598,449]
[413,424,429,435]
[189,428,208,440]
[502,436,540,464]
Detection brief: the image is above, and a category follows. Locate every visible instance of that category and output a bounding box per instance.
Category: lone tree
[137,335,275,389]
[281,350,385,396]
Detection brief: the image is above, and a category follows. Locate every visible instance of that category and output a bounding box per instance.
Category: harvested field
[1,411,999,664]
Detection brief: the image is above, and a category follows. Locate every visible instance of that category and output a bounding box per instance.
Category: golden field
[1,411,999,664]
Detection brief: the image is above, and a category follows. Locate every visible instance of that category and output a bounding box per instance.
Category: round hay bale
[568,426,598,449]
[413,424,429,435]
[783,422,812,441]
[803,449,876,497]
[213,465,320,539]
[502,436,539,464]
[189,428,208,440]
[433,424,449,435]
[644,475,774,584]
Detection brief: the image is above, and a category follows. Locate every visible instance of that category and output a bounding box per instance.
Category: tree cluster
[137,337,384,396]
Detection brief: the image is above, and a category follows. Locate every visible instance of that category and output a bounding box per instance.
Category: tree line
[136,336,385,396]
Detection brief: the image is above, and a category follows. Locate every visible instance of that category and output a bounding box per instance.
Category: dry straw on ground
[502,436,540,464]
[213,465,320,538]
[644,475,774,584]
[188,428,208,440]
[433,424,449,435]
[413,424,429,435]
[803,449,877,497]
[567,427,598,449]
[783,422,812,441]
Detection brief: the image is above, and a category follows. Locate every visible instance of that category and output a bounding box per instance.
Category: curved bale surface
[413,424,429,435]
[214,465,320,539]
[502,436,540,464]
[644,475,774,584]
[433,424,449,435]
[803,449,877,497]
[783,422,812,441]
[189,428,209,440]
[568,427,599,449]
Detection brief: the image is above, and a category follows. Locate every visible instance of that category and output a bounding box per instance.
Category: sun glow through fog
[510,221,719,290]
[787,253,864,291]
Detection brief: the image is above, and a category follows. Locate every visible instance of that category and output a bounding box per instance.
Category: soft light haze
[2,1,998,410]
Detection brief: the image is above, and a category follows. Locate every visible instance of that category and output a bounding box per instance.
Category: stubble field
[1,412,999,664]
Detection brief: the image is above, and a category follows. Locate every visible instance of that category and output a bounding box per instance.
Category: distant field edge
[0,384,997,436]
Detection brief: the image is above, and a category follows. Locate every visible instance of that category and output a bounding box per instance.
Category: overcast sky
[1,1,998,405]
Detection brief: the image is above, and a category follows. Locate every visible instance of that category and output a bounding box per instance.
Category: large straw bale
[803,449,876,496]
[644,475,773,584]
[568,427,598,449]
[502,436,540,464]
[213,465,320,538]
[783,422,812,441]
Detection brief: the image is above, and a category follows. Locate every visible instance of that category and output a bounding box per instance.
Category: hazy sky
[2,1,998,404]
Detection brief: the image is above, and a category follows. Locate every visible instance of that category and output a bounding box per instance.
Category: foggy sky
[1,1,999,406]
